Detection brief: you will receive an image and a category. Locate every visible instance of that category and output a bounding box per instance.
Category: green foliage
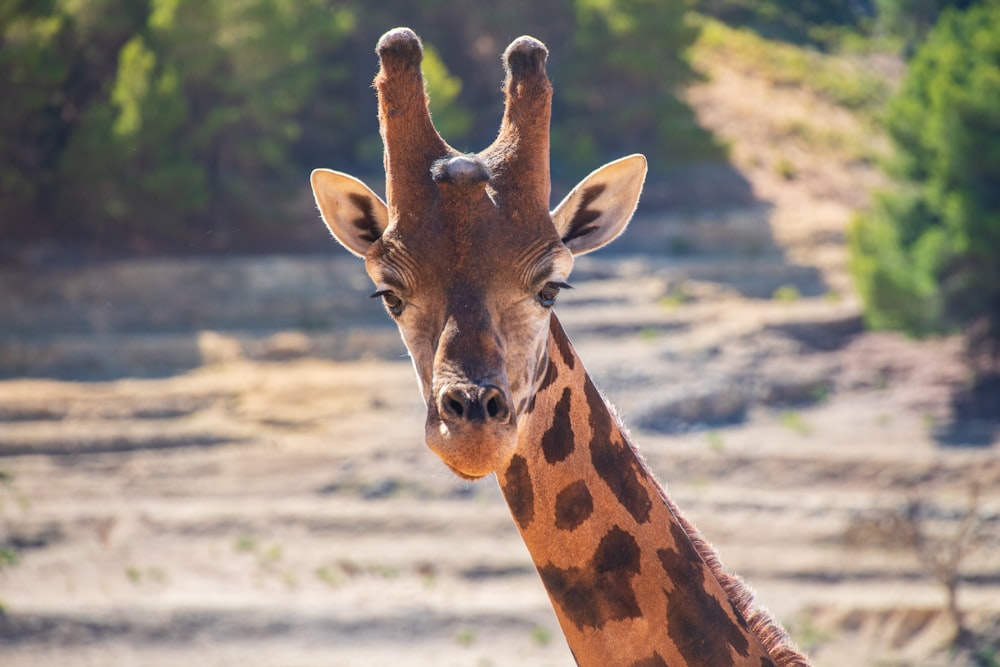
[693,0,868,47]
[554,0,719,173]
[694,17,891,114]
[850,2,1000,362]
[872,0,978,54]
[422,43,472,145]
[1,0,718,253]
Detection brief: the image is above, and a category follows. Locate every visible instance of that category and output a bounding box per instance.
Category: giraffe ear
[551,154,647,256]
[311,169,390,257]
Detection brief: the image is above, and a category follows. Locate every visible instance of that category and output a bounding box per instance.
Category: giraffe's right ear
[551,154,647,256]
[311,169,390,257]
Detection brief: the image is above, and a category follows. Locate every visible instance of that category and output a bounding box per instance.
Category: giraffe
[311,27,811,667]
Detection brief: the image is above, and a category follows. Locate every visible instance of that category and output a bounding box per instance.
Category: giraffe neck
[498,316,806,667]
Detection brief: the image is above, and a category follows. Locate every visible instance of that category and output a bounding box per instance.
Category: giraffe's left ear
[551,154,647,256]
[311,169,390,258]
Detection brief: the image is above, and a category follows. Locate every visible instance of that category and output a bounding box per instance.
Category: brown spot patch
[554,480,593,531]
[503,454,534,530]
[541,387,574,464]
[585,377,651,524]
[537,356,558,394]
[658,523,750,665]
[537,526,642,632]
[551,319,576,370]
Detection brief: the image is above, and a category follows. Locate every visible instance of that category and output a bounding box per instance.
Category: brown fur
[609,384,810,667]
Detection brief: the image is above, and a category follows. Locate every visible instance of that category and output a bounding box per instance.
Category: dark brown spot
[537,526,642,632]
[555,329,575,370]
[503,455,534,530]
[550,318,576,370]
[630,653,669,667]
[541,387,574,464]
[585,377,651,524]
[537,357,558,394]
[561,184,607,247]
[761,658,778,667]
[658,523,750,664]
[348,192,383,243]
[554,480,593,531]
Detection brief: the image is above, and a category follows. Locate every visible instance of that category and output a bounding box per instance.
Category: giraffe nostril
[482,386,509,422]
[444,393,465,419]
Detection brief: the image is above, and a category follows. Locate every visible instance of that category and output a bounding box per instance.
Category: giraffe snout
[438,383,511,424]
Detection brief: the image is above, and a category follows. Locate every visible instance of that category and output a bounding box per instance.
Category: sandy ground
[2,39,999,667]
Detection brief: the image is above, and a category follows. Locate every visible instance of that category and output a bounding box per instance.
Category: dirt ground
[2,44,999,667]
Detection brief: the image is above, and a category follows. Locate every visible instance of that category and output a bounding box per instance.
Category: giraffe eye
[371,289,404,316]
[537,282,571,308]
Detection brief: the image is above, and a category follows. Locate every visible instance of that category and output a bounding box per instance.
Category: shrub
[849,3,1000,368]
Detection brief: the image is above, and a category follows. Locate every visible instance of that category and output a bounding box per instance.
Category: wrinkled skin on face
[363,190,575,479]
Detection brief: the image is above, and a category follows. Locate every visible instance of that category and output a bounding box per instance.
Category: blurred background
[1,1,998,666]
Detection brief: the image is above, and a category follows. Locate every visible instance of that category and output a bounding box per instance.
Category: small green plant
[779,410,812,436]
[0,548,19,569]
[315,566,341,588]
[531,625,553,646]
[368,563,400,579]
[415,562,437,588]
[259,544,283,564]
[126,565,167,584]
[706,430,725,452]
[638,327,660,341]
[234,534,257,552]
[772,284,801,303]
[790,613,834,653]
[659,282,692,310]
[456,627,477,647]
[974,644,999,667]
[810,384,830,403]
[775,156,797,181]
[921,413,936,431]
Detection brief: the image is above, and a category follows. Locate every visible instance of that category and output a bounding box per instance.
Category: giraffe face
[312,155,646,480]
[310,29,646,480]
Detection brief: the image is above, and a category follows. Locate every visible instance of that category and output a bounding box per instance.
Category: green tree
[849,2,1000,368]
[553,0,717,175]
[1,0,713,254]
[693,0,867,46]
[0,0,148,245]
[53,0,356,250]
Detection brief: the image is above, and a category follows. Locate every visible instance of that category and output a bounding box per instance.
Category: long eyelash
[369,290,393,299]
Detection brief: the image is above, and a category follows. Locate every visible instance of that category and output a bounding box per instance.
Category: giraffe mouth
[425,419,519,480]
[443,462,488,482]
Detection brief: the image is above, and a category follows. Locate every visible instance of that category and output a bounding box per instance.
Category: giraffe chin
[424,423,518,481]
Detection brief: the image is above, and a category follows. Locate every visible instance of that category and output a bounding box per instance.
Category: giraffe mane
[605,397,811,667]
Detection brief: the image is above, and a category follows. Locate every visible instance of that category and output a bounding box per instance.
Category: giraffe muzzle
[426,381,517,480]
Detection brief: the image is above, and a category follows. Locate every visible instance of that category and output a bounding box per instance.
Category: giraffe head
[312,28,646,480]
